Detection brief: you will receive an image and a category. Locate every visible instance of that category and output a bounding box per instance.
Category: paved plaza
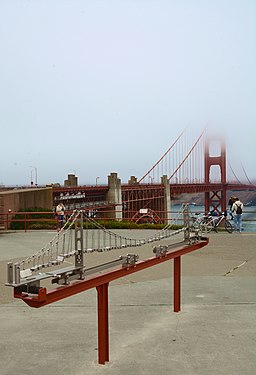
[0,230,255,375]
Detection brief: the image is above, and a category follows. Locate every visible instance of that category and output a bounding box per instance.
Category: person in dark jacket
[228,195,237,220]
[232,198,243,232]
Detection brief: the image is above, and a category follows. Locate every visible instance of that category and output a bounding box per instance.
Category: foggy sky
[0,0,255,186]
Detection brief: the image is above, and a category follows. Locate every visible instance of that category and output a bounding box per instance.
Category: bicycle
[201,210,233,233]
[191,212,211,232]
[191,210,233,233]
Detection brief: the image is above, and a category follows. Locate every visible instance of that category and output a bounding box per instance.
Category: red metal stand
[13,239,208,364]
[96,283,109,365]
[174,256,181,312]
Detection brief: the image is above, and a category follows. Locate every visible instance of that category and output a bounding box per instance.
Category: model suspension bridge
[6,205,200,289]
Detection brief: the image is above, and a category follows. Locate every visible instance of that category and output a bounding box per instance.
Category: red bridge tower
[204,137,227,214]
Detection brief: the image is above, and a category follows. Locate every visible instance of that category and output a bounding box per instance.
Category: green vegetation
[10,209,183,231]
[10,208,56,230]
[83,220,182,231]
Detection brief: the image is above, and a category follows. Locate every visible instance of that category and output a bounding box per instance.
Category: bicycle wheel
[225,219,233,233]
[200,219,213,233]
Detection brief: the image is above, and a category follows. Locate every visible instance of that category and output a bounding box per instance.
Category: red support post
[204,136,227,213]
[13,240,209,364]
[173,256,181,312]
[96,283,109,365]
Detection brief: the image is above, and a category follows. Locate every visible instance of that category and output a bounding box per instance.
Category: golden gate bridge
[53,128,256,221]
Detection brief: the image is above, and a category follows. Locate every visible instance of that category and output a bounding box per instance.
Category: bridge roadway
[53,182,256,195]
[53,183,256,204]
[51,182,256,228]
[0,230,255,374]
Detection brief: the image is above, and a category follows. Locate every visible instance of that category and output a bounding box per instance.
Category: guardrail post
[96,283,109,364]
[173,256,181,312]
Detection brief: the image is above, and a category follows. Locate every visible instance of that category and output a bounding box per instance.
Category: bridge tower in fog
[204,136,227,214]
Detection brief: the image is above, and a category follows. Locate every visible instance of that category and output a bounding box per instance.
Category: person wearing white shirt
[231,198,243,232]
[56,202,65,231]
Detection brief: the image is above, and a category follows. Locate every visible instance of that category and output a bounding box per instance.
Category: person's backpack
[236,204,242,214]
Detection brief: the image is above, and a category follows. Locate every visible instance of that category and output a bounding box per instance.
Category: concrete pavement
[0,230,255,375]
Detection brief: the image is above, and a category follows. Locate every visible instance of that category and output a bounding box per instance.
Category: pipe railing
[1,209,256,232]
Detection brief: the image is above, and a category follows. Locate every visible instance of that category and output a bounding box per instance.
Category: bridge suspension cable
[228,162,242,184]
[7,208,198,286]
[241,162,253,185]
[138,128,205,184]
[168,129,206,182]
[138,130,185,183]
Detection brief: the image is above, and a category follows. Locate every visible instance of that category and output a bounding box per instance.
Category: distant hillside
[229,190,256,206]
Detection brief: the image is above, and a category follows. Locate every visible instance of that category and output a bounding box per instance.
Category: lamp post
[30,168,33,186]
[30,166,38,187]
[96,176,100,186]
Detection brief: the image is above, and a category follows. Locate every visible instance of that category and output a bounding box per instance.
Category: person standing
[56,202,65,231]
[232,198,243,232]
[228,195,237,220]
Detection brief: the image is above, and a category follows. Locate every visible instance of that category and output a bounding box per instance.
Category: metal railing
[1,208,256,232]
[0,209,184,231]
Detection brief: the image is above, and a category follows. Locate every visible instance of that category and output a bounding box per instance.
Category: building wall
[64,174,78,187]
[0,188,53,229]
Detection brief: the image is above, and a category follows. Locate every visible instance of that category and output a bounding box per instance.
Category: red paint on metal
[168,129,206,182]
[174,256,181,312]
[13,239,209,365]
[137,130,185,183]
[96,283,109,364]
[14,239,209,308]
[204,138,227,213]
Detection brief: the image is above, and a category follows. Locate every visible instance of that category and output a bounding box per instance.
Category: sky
[0,0,255,186]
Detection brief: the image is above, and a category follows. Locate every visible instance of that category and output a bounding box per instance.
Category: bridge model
[6,205,209,364]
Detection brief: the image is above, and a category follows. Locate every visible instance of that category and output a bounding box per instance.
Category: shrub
[83,220,181,231]
[10,209,183,231]
[10,207,55,230]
